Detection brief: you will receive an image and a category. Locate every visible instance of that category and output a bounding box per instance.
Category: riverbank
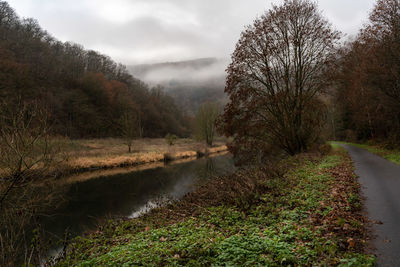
[54,138,228,177]
[62,151,230,185]
[56,145,375,266]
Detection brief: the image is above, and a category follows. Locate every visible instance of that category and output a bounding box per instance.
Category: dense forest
[0,1,190,138]
[332,0,400,147]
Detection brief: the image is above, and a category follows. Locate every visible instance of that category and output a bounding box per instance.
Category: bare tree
[119,110,142,153]
[0,99,65,266]
[218,0,340,158]
[0,100,58,206]
[195,102,220,147]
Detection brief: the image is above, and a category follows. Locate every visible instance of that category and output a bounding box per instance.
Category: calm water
[37,153,235,254]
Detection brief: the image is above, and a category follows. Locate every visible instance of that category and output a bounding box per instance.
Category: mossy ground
[56,147,375,266]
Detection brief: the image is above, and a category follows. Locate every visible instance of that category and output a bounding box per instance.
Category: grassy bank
[51,138,228,176]
[62,151,229,185]
[56,146,374,266]
[339,142,400,165]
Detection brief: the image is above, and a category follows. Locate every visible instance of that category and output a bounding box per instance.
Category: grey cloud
[7,0,377,65]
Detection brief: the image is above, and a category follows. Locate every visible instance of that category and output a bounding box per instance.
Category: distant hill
[128,58,229,116]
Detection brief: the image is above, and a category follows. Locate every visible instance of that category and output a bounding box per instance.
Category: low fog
[128,58,229,116]
[128,58,229,87]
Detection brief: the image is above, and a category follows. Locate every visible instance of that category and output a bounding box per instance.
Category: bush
[165,134,178,146]
[318,144,332,156]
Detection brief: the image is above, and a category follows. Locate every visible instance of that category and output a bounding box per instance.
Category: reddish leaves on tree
[218,0,340,160]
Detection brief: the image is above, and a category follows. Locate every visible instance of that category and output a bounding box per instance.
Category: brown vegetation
[0,100,66,266]
[218,0,340,162]
[312,150,371,253]
[63,151,229,185]
[333,0,400,146]
[59,138,227,174]
[0,1,190,140]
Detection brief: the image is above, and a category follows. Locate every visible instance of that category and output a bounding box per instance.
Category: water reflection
[38,154,235,246]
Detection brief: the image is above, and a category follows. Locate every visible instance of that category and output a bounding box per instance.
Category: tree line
[0,1,190,139]
[333,0,400,147]
[218,0,400,163]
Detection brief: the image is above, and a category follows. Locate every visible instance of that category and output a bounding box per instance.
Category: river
[36,153,235,257]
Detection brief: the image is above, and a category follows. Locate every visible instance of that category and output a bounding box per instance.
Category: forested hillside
[0,1,190,138]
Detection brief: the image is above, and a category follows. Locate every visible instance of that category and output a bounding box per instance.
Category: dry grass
[61,138,227,173]
[62,151,229,184]
[1,138,228,179]
[64,138,213,156]
[207,146,228,154]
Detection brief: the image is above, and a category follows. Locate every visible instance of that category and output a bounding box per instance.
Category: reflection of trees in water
[192,156,219,180]
[205,155,235,178]
[32,154,234,262]
[205,157,216,176]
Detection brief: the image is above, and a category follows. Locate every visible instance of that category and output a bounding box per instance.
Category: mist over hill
[128,57,228,86]
[128,58,229,115]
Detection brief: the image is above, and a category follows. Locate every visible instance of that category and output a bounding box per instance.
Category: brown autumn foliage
[218,0,340,162]
[334,0,400,146]
[0,1,190,139]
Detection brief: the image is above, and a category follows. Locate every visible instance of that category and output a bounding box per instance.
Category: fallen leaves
[309,151,371,254]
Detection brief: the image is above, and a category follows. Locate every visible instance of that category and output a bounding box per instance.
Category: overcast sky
[7,0,376,65]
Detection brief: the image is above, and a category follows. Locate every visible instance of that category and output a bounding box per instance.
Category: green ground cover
[57,147,374,266]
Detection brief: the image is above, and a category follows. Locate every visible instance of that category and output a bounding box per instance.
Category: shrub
[165,133,178,146]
